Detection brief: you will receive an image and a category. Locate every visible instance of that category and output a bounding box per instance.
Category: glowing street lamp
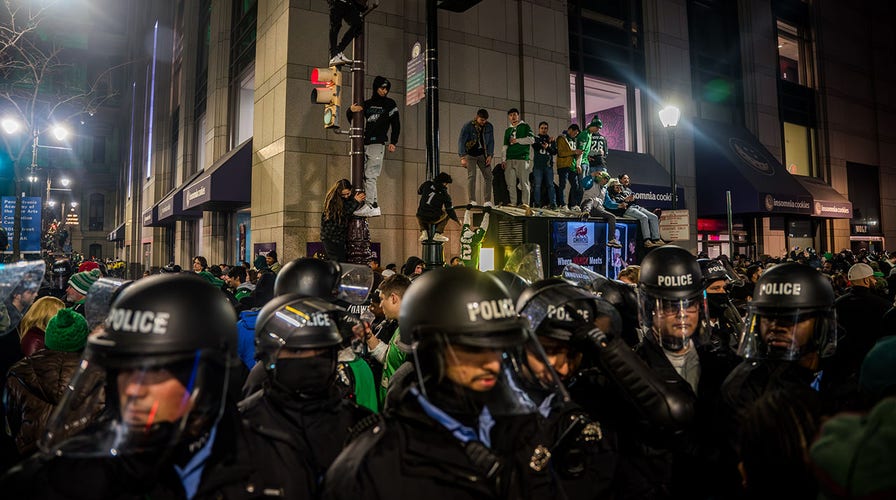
[658,105,681,209]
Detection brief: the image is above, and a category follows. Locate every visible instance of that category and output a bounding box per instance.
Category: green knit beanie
[45,308,89,352]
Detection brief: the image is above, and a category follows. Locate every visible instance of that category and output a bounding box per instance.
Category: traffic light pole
[346,10,373,264]
[421,0,445,269]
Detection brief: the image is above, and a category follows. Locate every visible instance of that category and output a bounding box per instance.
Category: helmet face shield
[738,308,837,361]
[639,291,709,351]
[42,348,229,458]
[337,263,375,305]
[413,330,570,417]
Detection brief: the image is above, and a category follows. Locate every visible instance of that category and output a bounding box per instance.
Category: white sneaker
[353,204,377,217]
[484,201,493,207]
[469,200,478,206]
[433,233,449,242]
[419,230,428,242]
[368,206,381,217]
[328,52,352,66]
[559,205,568,211]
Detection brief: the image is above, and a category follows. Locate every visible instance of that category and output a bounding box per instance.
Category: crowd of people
[0,241,891,499]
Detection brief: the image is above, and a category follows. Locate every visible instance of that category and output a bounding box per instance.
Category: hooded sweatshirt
[347,75,401,146]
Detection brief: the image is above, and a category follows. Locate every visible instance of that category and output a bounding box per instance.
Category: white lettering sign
[107,308,171,334]
[466,298,516,322]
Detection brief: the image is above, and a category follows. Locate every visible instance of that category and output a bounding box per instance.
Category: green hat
[588,115,603,129]
[860,336,896,399]
[68,268,101,296]
[810,397,896,499]
[45,308,89,352]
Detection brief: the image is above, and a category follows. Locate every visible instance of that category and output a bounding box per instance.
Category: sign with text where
[406,42,425,106]
[659,209,690,242]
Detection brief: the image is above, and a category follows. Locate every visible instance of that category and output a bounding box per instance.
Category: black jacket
[1,405,272,499]
[834,286,892,375]
[416,181,459,223]
[322,383,565,500]
[238,385,371,498]
[348,76,400,146]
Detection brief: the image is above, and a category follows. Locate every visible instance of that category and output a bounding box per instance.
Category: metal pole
[422,0,444,269]
[346,7,372,264]
[670,128,677,210]
[425,0,439,182]
[726,190,734,256]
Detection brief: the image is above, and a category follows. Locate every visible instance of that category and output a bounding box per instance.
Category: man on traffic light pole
[348,76,400,218]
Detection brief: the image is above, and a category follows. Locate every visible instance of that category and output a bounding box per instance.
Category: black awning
[694,118,812,217]
[182,138,252,211]
[155,171,205,225]
[143,206,160,227]
[792,175,853,219]
[607,149,684,210]
[108,222,125,241]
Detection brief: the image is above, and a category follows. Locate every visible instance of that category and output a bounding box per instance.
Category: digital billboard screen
[549,220,639,279]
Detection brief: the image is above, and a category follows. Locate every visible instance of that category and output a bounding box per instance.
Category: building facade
[113,0,895,275]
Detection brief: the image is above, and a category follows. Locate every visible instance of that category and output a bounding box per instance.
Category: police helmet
[43,274,237,457]
[274,258,341,298]
[517,278,621,342]
[640,245,704,300]
[593,277,641,346]
[400,267,527,349]
[254,294,344,367]
[401,267,569,416]
[95,273,237,359]
[638,246,708,351]
[739,263,837,361]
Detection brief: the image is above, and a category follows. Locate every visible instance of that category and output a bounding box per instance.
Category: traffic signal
[311,66,341,129]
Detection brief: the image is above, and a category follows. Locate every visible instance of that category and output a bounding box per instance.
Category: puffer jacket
[4,349,105,455]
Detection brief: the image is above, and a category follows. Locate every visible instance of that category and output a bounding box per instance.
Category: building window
[783,122,816,177]
[89,193,105,231]
[569,74,643,153]
[195,112,207,173]
[777,20,813,87]
[234,70,254,146]
[88,243,102,260]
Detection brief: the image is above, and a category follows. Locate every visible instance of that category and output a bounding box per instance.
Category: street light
[658,105,681,209]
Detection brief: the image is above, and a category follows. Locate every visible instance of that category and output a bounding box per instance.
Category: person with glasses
[631,245,741,498]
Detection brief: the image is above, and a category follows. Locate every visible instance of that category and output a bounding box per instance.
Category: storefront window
[569,74,643,153]
[234,70,254,146]
[783,122,815,176]
[777,20,813,87]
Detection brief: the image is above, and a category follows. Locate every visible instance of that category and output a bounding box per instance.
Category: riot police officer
[716,262,839,496]
[239,294,371,498]
[698,257,744,352]
[2,273,263,499]
[253,257,377,411]
[323,267,567,500]
[635,245,740,498]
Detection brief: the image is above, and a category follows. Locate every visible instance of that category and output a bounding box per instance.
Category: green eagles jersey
[503,121,534,161]
[460,224,487,269]
[378,328,407,407]
[345,357,378,412]
[576,131,593,169]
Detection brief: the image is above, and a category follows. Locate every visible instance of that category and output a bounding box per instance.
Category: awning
[694,118,812,217]
[607,149,685,210]
[107,222,125,241]
[155,171,204,225]
[182,138,252,211]
[792,175,853,219]
[142,206,159,227]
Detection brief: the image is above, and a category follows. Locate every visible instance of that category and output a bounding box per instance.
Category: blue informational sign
[2,196,42,253]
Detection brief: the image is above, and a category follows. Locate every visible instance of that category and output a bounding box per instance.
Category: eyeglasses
[659,299,700,315]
